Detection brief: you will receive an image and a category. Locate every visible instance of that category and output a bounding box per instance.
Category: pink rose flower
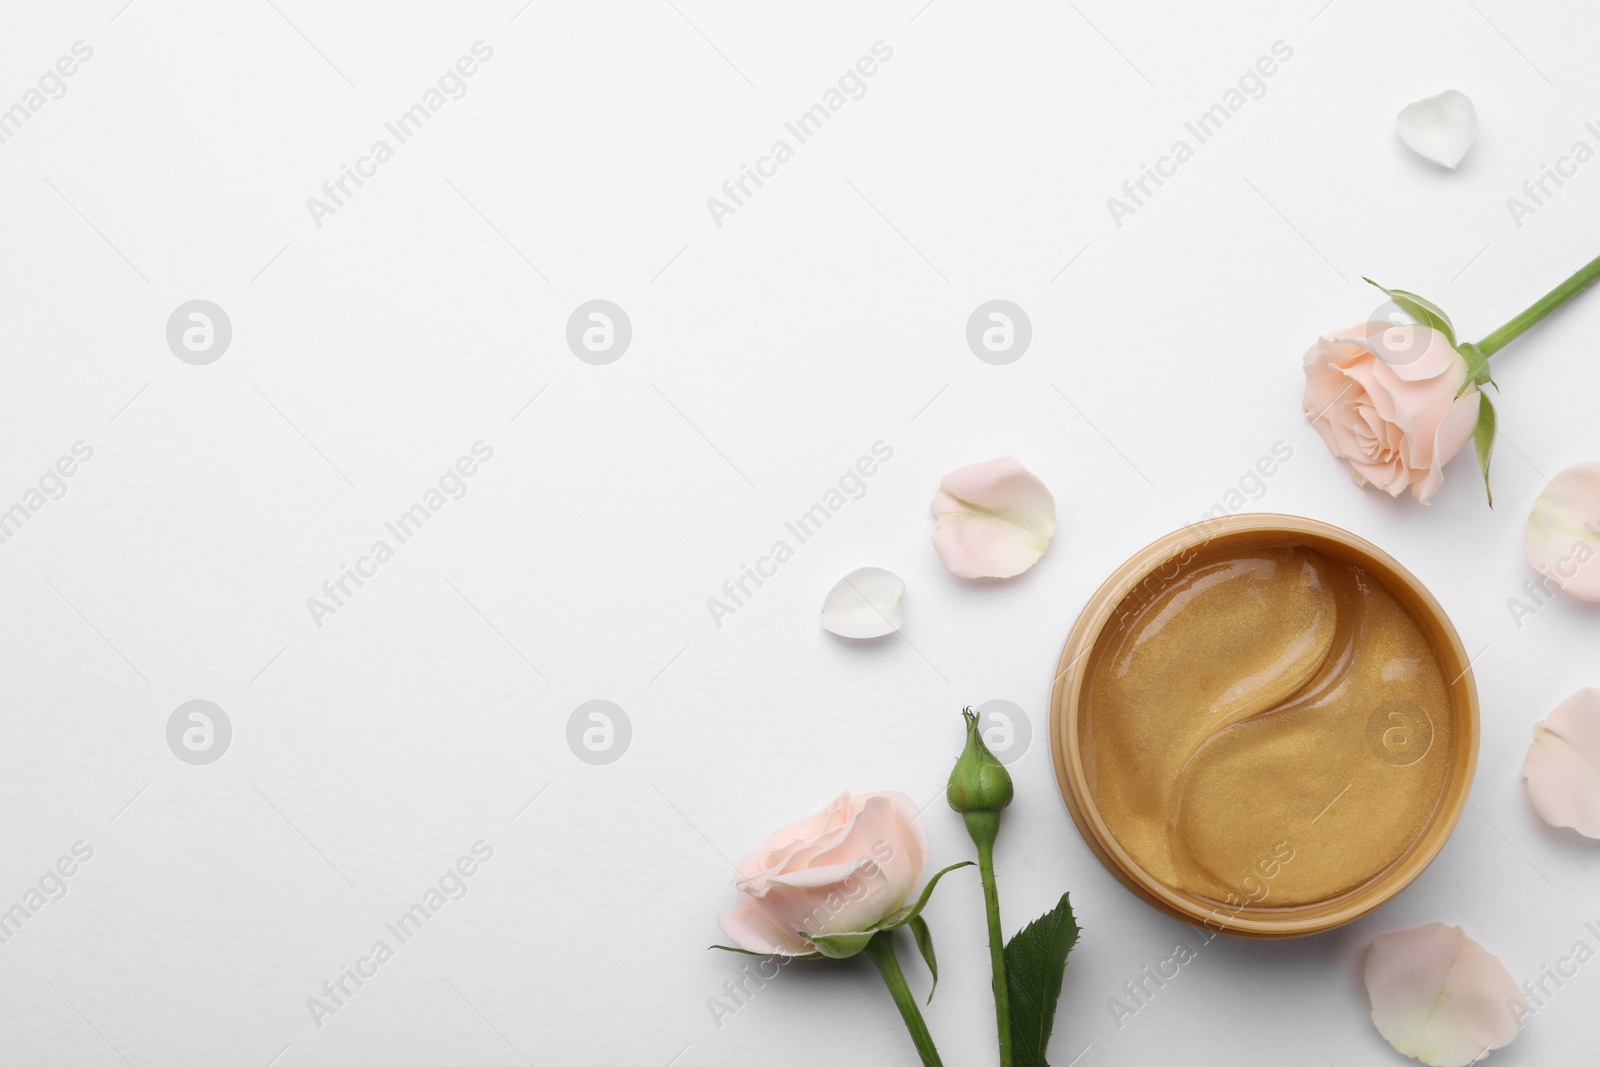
[1302,322,1482,503]
[717,791,928,956]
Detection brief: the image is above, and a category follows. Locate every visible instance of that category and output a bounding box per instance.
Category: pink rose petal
[930,456,1056,579]
[716,896,812,955]
[1412,390,1481,504]
[1525,462,1600,601]
[1365,923,1523,1067]
[1302,323,1479,504]
[719,791,927,956]
[1523,688,1600,838]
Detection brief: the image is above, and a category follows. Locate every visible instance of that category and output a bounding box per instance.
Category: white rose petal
[930,456,1057,579]
[1523,688,1600,838]
[820,567,905,638]
[1525,461,1600,601]
[1396,90,1477,169]
[1364,923,1523,1067]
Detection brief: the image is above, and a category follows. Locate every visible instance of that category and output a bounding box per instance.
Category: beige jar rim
[1049,513,1480,938]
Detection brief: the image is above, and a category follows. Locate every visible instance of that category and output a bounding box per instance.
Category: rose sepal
[797,861,973,963]
[1452,339,1495,395]
[1472,386,1497,507]
[1364,277,1457,344]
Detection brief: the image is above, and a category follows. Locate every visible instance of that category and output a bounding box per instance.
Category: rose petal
[1387,328,1468,386]
[744,793,858,886]
[1352,337,1470,441]
[737,792,852,881]
[716,896,813,956]
[1335,322,1462,383]
[849,790,929,888]
[765,857,878,890]
[1303,342,1365,409]
[1525,462,1600,601]
[930,456,1056,579]
[1396,90,1477,169]
[1303,331,1372,376]
[743,793,924,940]
[1411,391,1481,504]
[1365,922,1524,1067]
[820,567,905,638]
[1523,688,1600,838]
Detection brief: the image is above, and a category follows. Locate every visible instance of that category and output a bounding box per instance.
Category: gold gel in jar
[1051,516,1478,938]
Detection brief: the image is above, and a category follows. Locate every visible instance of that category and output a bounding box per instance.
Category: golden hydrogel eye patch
[1081,543,1452,909]
[1083,547,1340,887]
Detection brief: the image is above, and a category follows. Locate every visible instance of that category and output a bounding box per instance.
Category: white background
[2,1,1597,1064]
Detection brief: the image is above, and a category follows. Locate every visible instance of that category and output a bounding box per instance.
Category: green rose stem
[864,931,944,1067]
[948,709,1016,1067]
[969,810,1011,1065]
[1477,249,1600,358]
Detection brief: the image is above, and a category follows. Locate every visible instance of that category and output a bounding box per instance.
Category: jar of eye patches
[1050,514,1479,938]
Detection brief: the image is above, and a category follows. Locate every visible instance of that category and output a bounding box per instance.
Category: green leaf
[1474,392,1497,508]
[1364,278,1457,345]
[796,862,975,961]
[1005,893,1081,1067]
[908,915,939,1002]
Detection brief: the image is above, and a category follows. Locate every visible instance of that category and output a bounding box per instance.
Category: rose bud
[947,708,1014,834]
